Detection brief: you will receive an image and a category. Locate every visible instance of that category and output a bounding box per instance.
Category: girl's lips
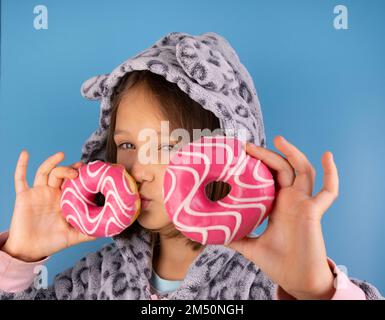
[140,197,151,210]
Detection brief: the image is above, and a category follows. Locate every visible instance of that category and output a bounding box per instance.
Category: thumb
[77,232,97,243]
[67,227,97,247]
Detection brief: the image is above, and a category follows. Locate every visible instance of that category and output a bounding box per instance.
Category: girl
[0,32,383,300]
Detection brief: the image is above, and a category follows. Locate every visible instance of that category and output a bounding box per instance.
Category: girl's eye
[159,144,175,151]
[117,143,174,151]
[118,142,135,150]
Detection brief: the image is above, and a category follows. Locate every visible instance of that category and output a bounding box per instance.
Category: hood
[79,31,266,163]
[111,227,274,300]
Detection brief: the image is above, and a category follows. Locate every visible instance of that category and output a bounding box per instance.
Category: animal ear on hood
[80,74,110,101]
[79,31,268,164]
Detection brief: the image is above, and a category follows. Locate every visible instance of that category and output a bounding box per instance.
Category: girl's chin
[137,212,169,230]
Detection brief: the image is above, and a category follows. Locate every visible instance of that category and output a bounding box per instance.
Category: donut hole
[205,181,232,202]
[94,192,106,207]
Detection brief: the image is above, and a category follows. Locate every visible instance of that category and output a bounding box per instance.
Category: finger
[246,143,295,189]
[311,151,339,214]
[33,152,65,187]
[47,166,79,189]
[69,161,84,170]
[68,228,97,246]
[14,150,30,193]
[273,136,316,196]
[77,232,97,243]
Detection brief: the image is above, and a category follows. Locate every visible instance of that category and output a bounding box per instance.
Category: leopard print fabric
[0,228,276,300]
[79,31,267,163]
[1,228,383,300]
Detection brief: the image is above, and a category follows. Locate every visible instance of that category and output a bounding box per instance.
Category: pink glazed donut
[60,160,141,237]
[163,136,275,245]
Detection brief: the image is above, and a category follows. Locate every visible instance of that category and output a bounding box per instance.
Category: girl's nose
[130,160,154,184]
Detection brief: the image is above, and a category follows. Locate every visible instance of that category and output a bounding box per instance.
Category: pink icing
[60,160,140,237]
[163,136,275,245]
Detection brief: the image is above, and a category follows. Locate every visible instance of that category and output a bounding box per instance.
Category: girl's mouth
[140,197,151,210]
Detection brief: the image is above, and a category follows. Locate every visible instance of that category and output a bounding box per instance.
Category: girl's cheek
[117,158,137,180]
[117,151,134,168]
[157,164,168,179]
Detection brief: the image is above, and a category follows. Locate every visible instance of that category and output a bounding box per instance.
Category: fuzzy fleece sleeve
[0,231,104,300]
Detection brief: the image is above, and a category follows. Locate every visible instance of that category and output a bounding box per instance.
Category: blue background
[1,0,384,294]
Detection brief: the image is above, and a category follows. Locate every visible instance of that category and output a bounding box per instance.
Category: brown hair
[106,70,230,250]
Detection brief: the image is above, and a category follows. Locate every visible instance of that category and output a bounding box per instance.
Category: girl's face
[113,82,178,230]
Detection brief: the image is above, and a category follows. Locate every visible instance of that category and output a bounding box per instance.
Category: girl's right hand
[1,150,97,262]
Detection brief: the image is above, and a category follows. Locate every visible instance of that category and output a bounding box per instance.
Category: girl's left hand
[225,136,339,300]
